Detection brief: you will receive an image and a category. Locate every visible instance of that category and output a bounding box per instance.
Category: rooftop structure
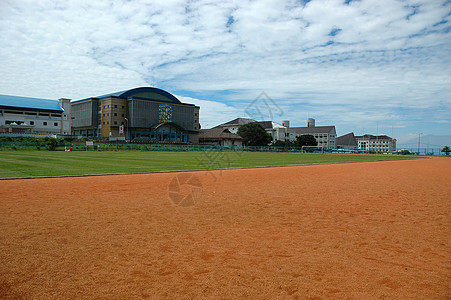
[336,133,357,150]
[199,128,243,147]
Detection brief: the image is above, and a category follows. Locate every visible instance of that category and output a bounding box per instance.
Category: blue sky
[0,0,450,144]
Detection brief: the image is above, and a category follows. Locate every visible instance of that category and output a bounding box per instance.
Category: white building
[288,119,337,149]
[256,120,293,143]
[355,134,397,152]
[0,94,72,136]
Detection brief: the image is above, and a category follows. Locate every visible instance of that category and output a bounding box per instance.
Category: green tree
[441,146,450,155]
[237,123,272,146]
[43,137,58,151]
[272,140,285,147]
[296,134,318,147]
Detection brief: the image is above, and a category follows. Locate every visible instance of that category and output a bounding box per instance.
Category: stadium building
[0,94,71,136]
[71,87,200,143]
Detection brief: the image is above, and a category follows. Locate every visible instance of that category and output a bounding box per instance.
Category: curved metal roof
[93,87,182,104]
[0,94,63,113]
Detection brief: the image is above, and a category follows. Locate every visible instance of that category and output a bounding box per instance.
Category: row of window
[102,121,124,125]
[103,113,125,117]
[103,105,125,109]
[29,121,58,126]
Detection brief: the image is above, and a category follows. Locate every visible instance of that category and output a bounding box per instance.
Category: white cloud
[0,0,450,138]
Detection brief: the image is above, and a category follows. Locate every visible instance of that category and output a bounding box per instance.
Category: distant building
[255,121,291,143]
[199,128,243,147]
[215,118,293,144]
[0,94,71,136]
[214,117,337,148]
[355,134,396,152]
[214,118,256,134]
[71,87,200,143]
[289,119,337,149]
[336,133,357,150]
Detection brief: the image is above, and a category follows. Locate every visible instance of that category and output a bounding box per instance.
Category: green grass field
[0,150,418,178]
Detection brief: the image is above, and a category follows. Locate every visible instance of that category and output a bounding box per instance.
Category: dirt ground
[0,157,450,299]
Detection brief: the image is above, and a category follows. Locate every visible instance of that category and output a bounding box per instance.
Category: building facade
[71,87,200,143]
[355,134,397,152]
[288,119,337,149]
[0,94,71,136]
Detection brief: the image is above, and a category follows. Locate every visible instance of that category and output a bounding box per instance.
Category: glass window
[43,122,47,126]
[54,122,58,126]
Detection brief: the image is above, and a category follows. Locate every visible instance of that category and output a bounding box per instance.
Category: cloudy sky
[0,0,450,144]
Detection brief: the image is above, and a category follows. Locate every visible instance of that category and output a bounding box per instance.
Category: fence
[0,141,446,155]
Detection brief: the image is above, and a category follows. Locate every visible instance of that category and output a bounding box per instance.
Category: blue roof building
[0,94,71,136]
[0,94,63,113]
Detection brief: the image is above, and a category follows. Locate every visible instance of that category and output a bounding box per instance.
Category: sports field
[0,150,417,178]
[0,157,449,298]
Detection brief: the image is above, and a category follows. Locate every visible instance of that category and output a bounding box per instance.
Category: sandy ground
[0,157,450,299]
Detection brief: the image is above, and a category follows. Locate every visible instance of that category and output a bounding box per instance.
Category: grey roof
[215,117,256,127]
[73,87,182,104]
[355,134,394,140]
[0,94,63,113]
[336,133,357,146]
[199,128,243,140]
[290,126,335,134]
[256,121,274,129]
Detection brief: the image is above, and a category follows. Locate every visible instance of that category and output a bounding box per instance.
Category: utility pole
[418,133,422,154]
[125,118,129,141]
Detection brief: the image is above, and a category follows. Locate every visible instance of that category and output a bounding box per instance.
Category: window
[114,121,117,125]
[122,106,124,109]
[107,113,109,116]
[103,121,105,125]
[114,113,117,116]
[122,114,124,117]
[54,122,58,126]
[103,105,106,109]
[103,113,105,117]
[114,105,117,108]
[43,122,47,126]
[107,105,109,108]
[107,121,109,125]
[30,121,34,125]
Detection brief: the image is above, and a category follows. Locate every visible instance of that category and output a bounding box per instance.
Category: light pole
[125,118,129,141]
[418,133,422,155]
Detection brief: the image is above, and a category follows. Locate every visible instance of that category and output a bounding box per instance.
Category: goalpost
[301,146,326,153]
